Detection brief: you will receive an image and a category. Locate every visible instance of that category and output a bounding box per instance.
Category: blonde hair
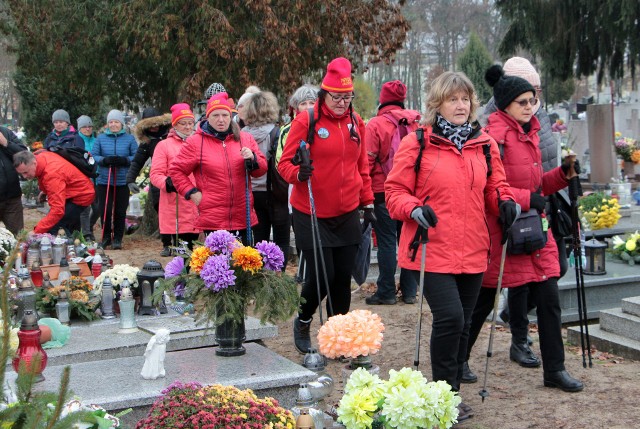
[422,71,480,126]
[243,91,280,126]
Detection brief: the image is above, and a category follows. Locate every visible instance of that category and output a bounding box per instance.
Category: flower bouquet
[0,227,17,268]
[610,232,640,266]
[135,381,295,429]
[157,230,300,328]
[337,367,461,429]
[318,310,384,372]
[614,133,640,163]
[93,264,140,296]
[37,276,101,321]
[578,192,621,230]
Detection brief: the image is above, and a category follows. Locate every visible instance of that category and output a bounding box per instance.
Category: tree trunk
[139,196,159,237]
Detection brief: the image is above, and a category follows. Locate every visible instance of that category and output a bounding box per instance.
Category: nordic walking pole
[569,172,593,368]
[296,141,333,324]
[411,225,428,370]
[101,166,112,245]
[479,240,508,402]
[175,192,179,254]
[244,159,253,246]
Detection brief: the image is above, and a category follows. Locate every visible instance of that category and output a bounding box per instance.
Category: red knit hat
[170,103,194,126]
[321,57,354,93]
[379,80,407,104]
[206,92,233,117]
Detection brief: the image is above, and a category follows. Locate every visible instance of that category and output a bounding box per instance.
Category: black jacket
[126,113,172,184]
[0,127,28,199]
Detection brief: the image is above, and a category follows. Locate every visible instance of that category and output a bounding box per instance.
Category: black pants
[252,191,291,269]
[298,244,358,322]
[204,229,250,246]
[173,232,199,250]
[97,184,129,242]
[0,196,24,236]
[47,200,87,236]
[467,279,565,373]
[415,271,483,392]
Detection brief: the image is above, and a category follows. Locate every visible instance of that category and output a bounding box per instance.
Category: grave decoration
[337,367,461,429]
[36,276,101,322]
[579,192,621,230]
[611,232,640,265]
[135,381,295,428]
[157,230,299,356]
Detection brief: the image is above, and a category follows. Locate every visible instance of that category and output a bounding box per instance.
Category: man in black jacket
[0,126,28,235]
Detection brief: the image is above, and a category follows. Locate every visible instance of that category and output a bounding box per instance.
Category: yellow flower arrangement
[189,246,213,274]
[317,310,385,359]
[232,246,263,273]
[579,193,621,230]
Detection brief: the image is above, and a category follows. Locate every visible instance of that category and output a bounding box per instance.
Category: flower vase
[624,161,636,179]
[341,355,380,385]
[214,302,246,357]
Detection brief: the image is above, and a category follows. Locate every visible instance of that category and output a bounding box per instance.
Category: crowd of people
[0,55,584,423]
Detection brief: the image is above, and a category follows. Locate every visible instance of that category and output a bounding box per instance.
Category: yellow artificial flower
[615,131,622,138]
[190,246,213,274]
[626,239,637,252]
[232,246,263,273]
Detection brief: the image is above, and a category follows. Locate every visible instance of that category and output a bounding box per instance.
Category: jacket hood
[133,113,172,144]
[243,123,274,144]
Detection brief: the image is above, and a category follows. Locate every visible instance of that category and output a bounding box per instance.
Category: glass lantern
[584,238,607,275]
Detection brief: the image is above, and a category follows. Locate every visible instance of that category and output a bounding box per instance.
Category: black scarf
[436,114,473,150]
[202,121,232,141]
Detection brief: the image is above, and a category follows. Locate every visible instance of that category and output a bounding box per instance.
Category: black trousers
[97,184,129,242]
[414,271,483,392]
[467,279,565,373]
[0,196,24,236]
[47,200,87,236]
[252,191,291,269]
[204,229,250,246]
[173,232,199,250]
[298,244,358,322]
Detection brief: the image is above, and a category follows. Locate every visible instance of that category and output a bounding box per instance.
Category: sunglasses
[513,97,539,107]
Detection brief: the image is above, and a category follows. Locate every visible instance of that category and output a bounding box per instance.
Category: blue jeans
[373,201,417,300]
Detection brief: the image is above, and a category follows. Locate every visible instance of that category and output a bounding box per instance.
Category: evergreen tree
[457,32,493,104]
[353,77,377,121]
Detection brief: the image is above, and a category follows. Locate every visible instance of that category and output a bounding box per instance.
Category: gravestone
[587,104,618,183]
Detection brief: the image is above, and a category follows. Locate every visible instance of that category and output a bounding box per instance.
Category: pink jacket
[482,110,569,288]
[366,105,421,193]
[168,125,267,231]
[385,126,514,274]
[150,129,201,235]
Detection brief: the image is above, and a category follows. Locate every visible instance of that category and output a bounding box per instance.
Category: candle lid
[59,257,69,267]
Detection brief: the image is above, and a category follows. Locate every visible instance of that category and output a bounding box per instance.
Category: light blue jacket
[93,131,138,186]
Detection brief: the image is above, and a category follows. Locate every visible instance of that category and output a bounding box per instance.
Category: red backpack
[379,113,411,175]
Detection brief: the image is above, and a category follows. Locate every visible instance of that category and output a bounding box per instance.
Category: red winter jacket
[278,103,373,217]
[150,129,201,235]
[168,125,267,231]
[482,110,569,288]
[34,151,95,233]
[366,105,421,194]
[385,125,514,273]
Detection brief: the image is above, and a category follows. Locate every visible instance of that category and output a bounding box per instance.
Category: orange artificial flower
[317,309,384,359]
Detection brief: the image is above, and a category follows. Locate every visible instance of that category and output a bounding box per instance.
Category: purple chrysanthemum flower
[200,254,236,291]
[173,281,186,298]
[204,230,241,255]
[165,256,185,278]
[255,240,285,271]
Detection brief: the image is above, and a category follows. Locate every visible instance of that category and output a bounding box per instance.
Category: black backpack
[266,125,289,203]
[48,146,98,178]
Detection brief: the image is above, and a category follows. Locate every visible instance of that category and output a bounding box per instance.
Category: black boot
[544,370,584,392]
[293,317,312,354]
[461,361,477,384]
[510,342,541,368]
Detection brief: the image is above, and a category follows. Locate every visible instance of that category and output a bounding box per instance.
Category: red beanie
[379,80,407,105]
[206,92,233,117]
[321,57,354,93]
[170,103,194,126]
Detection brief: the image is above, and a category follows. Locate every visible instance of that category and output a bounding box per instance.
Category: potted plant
[578,192,621,230]
[614,133,640,178]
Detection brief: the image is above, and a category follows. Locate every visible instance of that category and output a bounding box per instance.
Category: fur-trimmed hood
[133,113,172,144]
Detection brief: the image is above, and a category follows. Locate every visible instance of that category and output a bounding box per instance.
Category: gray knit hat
[106,109,126,126]
[77,115,93,129]
[289,84,319,109]
[52,109,70,124]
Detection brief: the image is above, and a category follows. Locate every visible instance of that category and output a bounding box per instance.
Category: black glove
[529,191,546,212]
[411,204,438,229]
[499,200,519,244]
[362,207,377,230]
[102,156,117,166]
[113,156,129,167]
[561,157,581,176]
[297,162,314,182]
[165,177,176,193]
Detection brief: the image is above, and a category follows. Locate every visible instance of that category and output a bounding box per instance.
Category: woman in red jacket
[465,65,583,393]
[384,71,517,422]
[279,57,374,354]
[168,93,267,244]
[150,103,201,252]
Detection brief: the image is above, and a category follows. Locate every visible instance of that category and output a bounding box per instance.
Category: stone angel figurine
[141,328,170,380]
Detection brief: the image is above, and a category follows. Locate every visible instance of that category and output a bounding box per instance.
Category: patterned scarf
[436,114,473,150]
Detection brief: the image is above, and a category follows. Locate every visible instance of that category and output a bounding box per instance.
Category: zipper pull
[222,142,226,148]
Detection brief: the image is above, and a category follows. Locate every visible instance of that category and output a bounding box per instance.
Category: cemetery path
[22,207,640,429]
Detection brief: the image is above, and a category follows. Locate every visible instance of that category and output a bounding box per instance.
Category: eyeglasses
[513,97,538,107]
[328,93,355,103]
